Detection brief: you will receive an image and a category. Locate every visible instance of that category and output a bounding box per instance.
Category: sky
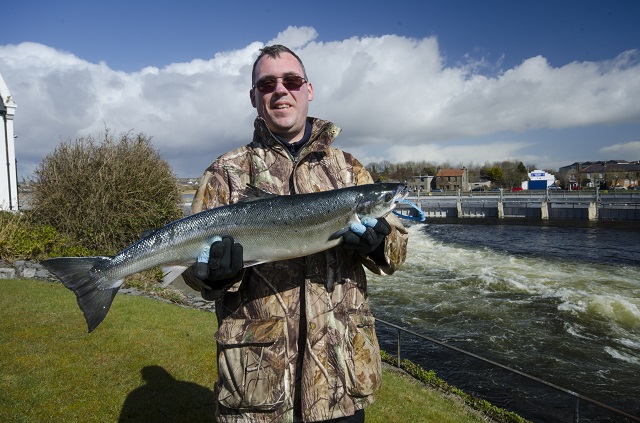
[1,0,640,179]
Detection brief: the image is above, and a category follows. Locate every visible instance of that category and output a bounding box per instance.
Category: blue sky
[2,0,640,178]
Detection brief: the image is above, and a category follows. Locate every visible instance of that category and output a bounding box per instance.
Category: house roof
[580,162,640,173]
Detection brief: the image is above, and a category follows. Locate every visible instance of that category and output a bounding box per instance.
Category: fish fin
[161,265,189,287]
[41,257,119,333]
[328,227,350,241]
[238,184,279,202]
[139,228,157,239]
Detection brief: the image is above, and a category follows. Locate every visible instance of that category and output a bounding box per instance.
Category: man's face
[250,53,313,143]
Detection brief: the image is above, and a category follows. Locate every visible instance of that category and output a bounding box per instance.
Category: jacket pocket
[215,317,286,411]
[345,312,382,397]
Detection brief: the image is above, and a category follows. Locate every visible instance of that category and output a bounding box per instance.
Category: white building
[0,72,18,211]
[522,169,556,190]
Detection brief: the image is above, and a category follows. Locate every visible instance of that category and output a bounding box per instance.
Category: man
[185,45,408,423]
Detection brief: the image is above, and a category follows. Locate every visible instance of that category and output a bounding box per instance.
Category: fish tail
[41,257,120,333]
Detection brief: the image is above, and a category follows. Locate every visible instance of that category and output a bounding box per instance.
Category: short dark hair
[251,45,308,83]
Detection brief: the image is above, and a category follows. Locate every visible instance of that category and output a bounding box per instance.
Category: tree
[365,163,381,181]
[389,166,414,182]
[517,162,527,173]
[481,165,504,183]
[30,130,183,254]
[499,160,528,188]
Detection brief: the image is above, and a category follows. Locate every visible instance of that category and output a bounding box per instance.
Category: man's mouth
[274,104,291,109]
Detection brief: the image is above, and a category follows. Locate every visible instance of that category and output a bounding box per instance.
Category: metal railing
[376,318,639,422]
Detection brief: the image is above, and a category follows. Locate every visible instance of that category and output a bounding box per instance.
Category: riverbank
[0,260,525,422]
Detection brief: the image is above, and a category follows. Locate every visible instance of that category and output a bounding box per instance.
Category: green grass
[0,279,217,422]
[1,279,495,422]
[368,367,490,423]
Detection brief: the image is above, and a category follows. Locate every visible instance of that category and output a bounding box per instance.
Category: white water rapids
[367,222,640,420]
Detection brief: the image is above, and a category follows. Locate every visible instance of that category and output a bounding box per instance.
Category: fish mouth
[398,185,410,200]
[393,185,410,205]
[382,185,409,215]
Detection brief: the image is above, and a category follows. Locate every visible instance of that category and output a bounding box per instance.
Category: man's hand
[190,235,243,300]
[342,217,391,254]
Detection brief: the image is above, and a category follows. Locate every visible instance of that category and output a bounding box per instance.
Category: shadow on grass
[119,366,216,422]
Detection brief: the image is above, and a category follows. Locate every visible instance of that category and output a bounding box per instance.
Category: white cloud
[600,141,640,158]
[388,141,533,165]
[268,26,319,50]
[1,27,640,178]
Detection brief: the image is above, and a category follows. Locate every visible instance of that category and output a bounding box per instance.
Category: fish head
[355,183,408,219]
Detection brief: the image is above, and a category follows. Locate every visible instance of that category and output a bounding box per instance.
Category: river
[367,220,640,422]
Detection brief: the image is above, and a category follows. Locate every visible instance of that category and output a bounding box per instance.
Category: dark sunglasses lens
[282,77,305,90]
[256,79,277,93]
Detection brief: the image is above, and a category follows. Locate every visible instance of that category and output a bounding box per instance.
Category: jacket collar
[253,116,342,157]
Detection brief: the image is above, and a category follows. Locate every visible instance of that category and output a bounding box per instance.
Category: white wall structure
[528,169,556,185]
[0,72,18,211]
[521,169,556,190]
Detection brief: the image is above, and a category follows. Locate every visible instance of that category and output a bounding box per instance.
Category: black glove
[342,217,391,254]
[191,236,243,300]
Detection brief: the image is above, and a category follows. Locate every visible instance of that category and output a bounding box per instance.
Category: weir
[395,189,640,221]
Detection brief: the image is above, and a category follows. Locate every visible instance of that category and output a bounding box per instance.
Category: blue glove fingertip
[350,222,366,235]
[197,246,210,263]
[197,236,222,263]
[361,217,378,228]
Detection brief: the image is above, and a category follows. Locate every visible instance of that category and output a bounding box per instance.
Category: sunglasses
[252,75,308,93]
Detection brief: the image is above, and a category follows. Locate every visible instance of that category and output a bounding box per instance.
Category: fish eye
[385,193,393,202]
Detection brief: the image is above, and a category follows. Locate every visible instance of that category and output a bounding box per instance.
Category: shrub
[29,130,183,254]
[0,211,92,260]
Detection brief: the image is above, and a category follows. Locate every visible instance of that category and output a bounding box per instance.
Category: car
[471,187,486,192]
[511,187,523,192]
[548,186,561,190]
[431,189,443,193]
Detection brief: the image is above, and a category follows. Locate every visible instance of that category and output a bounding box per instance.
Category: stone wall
[0,260,53,280]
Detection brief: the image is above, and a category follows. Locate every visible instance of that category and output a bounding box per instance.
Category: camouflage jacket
[189,117,408,422]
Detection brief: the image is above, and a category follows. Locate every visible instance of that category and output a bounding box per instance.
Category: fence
[376,318,639,423]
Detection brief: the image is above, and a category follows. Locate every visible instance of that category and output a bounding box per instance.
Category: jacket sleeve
[361,213,408,275]
[351,157,409,275]
[191,163,232,213]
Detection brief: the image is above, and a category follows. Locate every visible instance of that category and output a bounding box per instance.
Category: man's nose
[274,80,289,94]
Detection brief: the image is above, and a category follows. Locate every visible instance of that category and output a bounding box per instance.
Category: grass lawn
[1,279,490,422]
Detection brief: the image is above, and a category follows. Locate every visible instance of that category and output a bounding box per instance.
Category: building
[579,161,640,189]
[0,72,18,211]
[435,168,469,191]
[405,174,434,194]
[522,169,556,190]
[558,161,598,173]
